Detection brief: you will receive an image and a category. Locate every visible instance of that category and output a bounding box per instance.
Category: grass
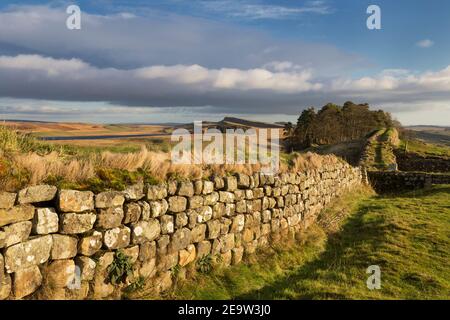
[162,185,450,300]
[399,139,450,158]
[361,128,398,170]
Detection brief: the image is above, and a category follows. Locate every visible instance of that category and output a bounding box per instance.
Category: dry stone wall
[0,162,362,300]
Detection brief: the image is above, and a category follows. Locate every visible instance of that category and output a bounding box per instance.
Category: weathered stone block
[13,265,42,299]
[224,176,238,191]
[196,240,212,258]
[177,181,194,197]
[33,207,58,234]
[202,181,214,194]
[45,259,75,288]
[230,214,245,233]
[96,206,124,229]
[232,247,244,265]
[60,212,96,234]
[168,196,187,213]
[212,202,226,219]
[220,234,235,253]
[139,258,156,278]
[4,235,53,273]
[219,191,234,203]
[123,245,140,263]
[0,204,34,228]
[179,244,196,267]
[123,202,142,224]
[191,224,206,243]
[139,201,151,220]
[175,212,188,229]
[194,180,203,195]
[0,192,16,209]
[147,184,167,201]
[131,219,160,244]
[123,182,145,201]
[75,256,96,281]
[78,231,102,256]
[0,273,11,300]
[169,228,191,252]
[18,185,57,204]
[206,220,221,239]
[51,234,77,260]
[103,226,131,249]
[204,192,219,206]
[58,190,94,213]
[196,206,213,223]
[236,173,250,188]
[95,191,125,208]
[139,241,156,262]
[1,221,32,248]
[160,215,174,234]
[188,195,203,209]
[150,199,168,217]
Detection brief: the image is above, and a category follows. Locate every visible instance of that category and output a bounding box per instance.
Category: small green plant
[196,254,214,274]
[124,276,146,293]
[108,250,134,285]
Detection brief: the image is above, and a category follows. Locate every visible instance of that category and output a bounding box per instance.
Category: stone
[58,190,94,213]
[139,201,151,220]
[225,203,235,217]
[206,220,221,239]
[212,202,226,219]
[147,184,167,201]
[169,228,191,252]
[45,259,76,288]
[179,244,196,267]
[157,251,178,271]
[202,181,214,194]
[236,173,250,188]
[194,180,203,195]
[139,241,156,262]
[75,256,96,281]
[234,189,245,201]
[196,206,213,223]
[168,196,187,213]
[1,221,32,248]
[51,234,78,260]
[123,202,141,224]
[95,191,125,208]
[18,185,57,204]
[123,182,145,200]
[230,214,245,233]
[236,200,246,213]
[175,212,188,229]
[0,192,16,209]
[196,240,211,258]
[167,180,178,195]
[4,235,53,273]
[219,191,234,203]
[232,247,244,265]
[13,265,42,299]
[160,215,174,234]
[220,234,235,253]
[78,231,103,256]
[33,207,58,234]
[191,224,206,243]
[242,228,254,242]
[96,206,124,229]
[204,192,219,206]
[177,181,194,197]
[188,195,203,209]
[213,176,224,189]
[157,235,170,255]
[139,258,156,278]
[0,204,34,228]
[220,250,232,266]
[131,219,161,244]
[60,212,96,234]
[103,226,131,249]
[150,199,168,217]
[0,273,11,300]
[123,245,140,263]
[224,176,238,191]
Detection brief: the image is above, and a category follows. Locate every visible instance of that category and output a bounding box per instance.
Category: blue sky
[0,0,449,124]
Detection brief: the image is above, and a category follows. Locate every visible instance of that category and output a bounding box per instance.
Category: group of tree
[284,101,398,150]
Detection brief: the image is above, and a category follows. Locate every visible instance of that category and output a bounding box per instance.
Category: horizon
[0,1,450,125]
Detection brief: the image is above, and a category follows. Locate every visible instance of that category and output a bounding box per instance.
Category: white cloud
[416,39,434,48]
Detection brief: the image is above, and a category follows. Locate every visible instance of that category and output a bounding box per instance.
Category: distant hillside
[220,117,284,129]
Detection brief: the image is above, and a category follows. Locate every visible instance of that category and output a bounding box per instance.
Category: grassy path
[165,185,450,300]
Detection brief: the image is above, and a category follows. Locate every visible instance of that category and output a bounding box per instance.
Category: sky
[0,0,449,125]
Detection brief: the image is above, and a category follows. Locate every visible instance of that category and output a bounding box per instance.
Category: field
[152,185,450,300]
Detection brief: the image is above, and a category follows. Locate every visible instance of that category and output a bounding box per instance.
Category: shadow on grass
[236,185,449,300]
[235,203,390,300]
[376,185,450,200]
